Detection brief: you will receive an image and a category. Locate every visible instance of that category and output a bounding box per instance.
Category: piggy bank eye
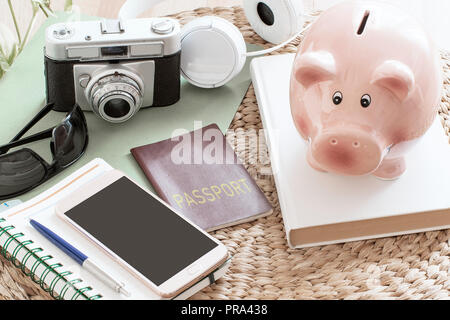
[332,91,343,105]
[361,94,371,108]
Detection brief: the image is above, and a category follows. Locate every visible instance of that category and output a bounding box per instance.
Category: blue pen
[30,219,130,296]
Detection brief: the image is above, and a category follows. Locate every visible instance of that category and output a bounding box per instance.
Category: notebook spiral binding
[0,217,102,300]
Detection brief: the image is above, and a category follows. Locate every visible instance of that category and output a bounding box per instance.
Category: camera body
[44,18,181,123]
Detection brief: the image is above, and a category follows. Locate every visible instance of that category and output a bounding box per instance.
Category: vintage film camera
[44,18,181,123]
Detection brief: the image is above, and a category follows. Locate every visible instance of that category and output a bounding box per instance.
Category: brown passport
[131,123,272,231]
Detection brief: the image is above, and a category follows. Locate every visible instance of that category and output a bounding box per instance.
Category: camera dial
[51,24,74,40]
[88,72,143,123]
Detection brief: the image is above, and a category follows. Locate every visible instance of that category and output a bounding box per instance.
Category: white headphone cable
[245,22,313,57]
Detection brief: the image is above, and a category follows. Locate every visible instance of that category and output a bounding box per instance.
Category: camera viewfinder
[101,46,128,57]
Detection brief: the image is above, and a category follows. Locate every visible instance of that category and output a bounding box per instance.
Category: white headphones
[119,0,310,88]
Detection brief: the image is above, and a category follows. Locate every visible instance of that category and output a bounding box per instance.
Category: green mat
[0,12,259,201]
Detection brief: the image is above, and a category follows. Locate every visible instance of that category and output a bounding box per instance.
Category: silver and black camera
[44,18,181,123]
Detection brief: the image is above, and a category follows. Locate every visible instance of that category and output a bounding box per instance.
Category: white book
[251,53,450,248]
[0,159,229,300]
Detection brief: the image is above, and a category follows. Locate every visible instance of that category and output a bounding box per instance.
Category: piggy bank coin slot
[357,10,370,35]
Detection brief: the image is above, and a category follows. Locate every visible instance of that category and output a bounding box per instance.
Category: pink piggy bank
[290,1,442,179]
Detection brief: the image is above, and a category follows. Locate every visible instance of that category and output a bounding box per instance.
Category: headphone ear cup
[180,16,247,88]
[243,0,304,44]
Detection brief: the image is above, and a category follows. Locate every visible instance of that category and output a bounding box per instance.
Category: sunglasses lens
[53,108,87,167]
[0,149,46,199]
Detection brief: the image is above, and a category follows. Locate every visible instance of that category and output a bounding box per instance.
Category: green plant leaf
[0,55,10,78]
[0,59,9,70]
[64,0,73,11]
[31,0,55,17]
[6,44,18,65]
[0,24,18,78]
[31,0,50,7]
[0,0,57,79]
[0,23,17,59]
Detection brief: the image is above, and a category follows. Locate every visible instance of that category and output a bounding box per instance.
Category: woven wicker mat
[1,6,449,300]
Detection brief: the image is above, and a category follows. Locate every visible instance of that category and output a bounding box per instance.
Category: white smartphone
[55,170,228,298]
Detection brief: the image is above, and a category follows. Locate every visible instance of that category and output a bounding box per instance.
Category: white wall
[302,0,450,50]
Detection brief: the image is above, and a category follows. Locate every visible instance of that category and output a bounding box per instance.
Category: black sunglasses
[0,103,88,200]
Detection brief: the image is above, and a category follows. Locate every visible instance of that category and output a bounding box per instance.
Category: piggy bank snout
[311,128,386,175]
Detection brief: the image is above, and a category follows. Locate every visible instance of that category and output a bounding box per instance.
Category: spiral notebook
[0,159,230,300]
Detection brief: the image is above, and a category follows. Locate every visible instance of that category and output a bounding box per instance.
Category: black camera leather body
[44,51,181,112]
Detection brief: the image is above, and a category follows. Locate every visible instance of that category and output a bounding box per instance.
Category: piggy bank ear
[371,60,415,101]
[294,51,336,89]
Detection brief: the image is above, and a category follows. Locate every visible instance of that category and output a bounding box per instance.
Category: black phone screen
[64,176,218,286]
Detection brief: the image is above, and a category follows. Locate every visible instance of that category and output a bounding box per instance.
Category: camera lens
[97,92,136,123]
[104,98,131,118]
[88,72,143,123]
[257,2,275,26]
